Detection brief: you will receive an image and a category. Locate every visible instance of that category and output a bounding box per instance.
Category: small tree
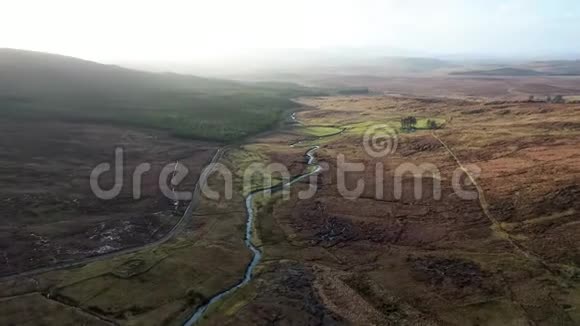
[553,95,564,103]
[427,119,438,129]
[528,95,535,102]
[401,116,417,130]
[547,95,552,102]
[400,117,407,129]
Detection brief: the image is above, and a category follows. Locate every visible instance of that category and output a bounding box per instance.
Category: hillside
[451,62,580,77]
[0,49,318,141]
[376,56,457,72]
[317,56,458,76]
[525,60,580,75]
[450,67,547,76]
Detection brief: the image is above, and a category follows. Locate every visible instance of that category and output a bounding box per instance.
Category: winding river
[183,145,321,325]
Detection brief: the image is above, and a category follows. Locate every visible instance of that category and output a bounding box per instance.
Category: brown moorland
[0,117,216,276]
[1,95,578,326]
[199,95,580,325]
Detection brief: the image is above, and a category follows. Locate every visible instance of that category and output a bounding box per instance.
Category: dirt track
[197,95,580,325]
[0,118,218,277]
[1,96,579,325]
[0,147,225,281]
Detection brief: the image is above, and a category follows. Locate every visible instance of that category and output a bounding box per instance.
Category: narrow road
[433,131,577,326]
[183,112,327,325]
[432,131,552,267]
[0,147,227,282]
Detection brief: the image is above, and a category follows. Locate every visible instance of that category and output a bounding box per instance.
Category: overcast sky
[1,0,579,63]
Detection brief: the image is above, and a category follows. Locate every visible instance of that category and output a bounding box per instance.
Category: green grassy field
[299,126,344,137]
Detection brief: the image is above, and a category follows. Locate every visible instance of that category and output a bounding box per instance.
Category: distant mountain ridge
[450,67,547,76]
[450,61,580,77]
[526,60,580,75]
[375,56,457,72]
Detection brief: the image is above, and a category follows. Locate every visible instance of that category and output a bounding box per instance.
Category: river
[183,145,321,325]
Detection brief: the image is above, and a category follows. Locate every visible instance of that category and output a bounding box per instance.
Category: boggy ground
[0,122,306,325]
[0,96,578,325]
[0,117,216,276]
[0,142,252,325]
[198,95,580,325]
[307,75,580,100]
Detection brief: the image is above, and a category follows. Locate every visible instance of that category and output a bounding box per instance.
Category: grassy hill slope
[450,67,547,76]
[0,49,320,141]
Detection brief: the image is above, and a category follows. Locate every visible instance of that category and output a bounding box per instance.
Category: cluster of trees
[400,116,439,131]
[400,116,417,130]
[548,95,565,103]
[426,119,439,129]
[528,95,565,103]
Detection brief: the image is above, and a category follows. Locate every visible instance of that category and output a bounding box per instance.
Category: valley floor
[1,95,579,325]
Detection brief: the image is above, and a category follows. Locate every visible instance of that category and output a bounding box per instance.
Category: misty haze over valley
[1,1,579,325]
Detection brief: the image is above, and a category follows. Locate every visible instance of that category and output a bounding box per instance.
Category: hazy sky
[1,0,579,63]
